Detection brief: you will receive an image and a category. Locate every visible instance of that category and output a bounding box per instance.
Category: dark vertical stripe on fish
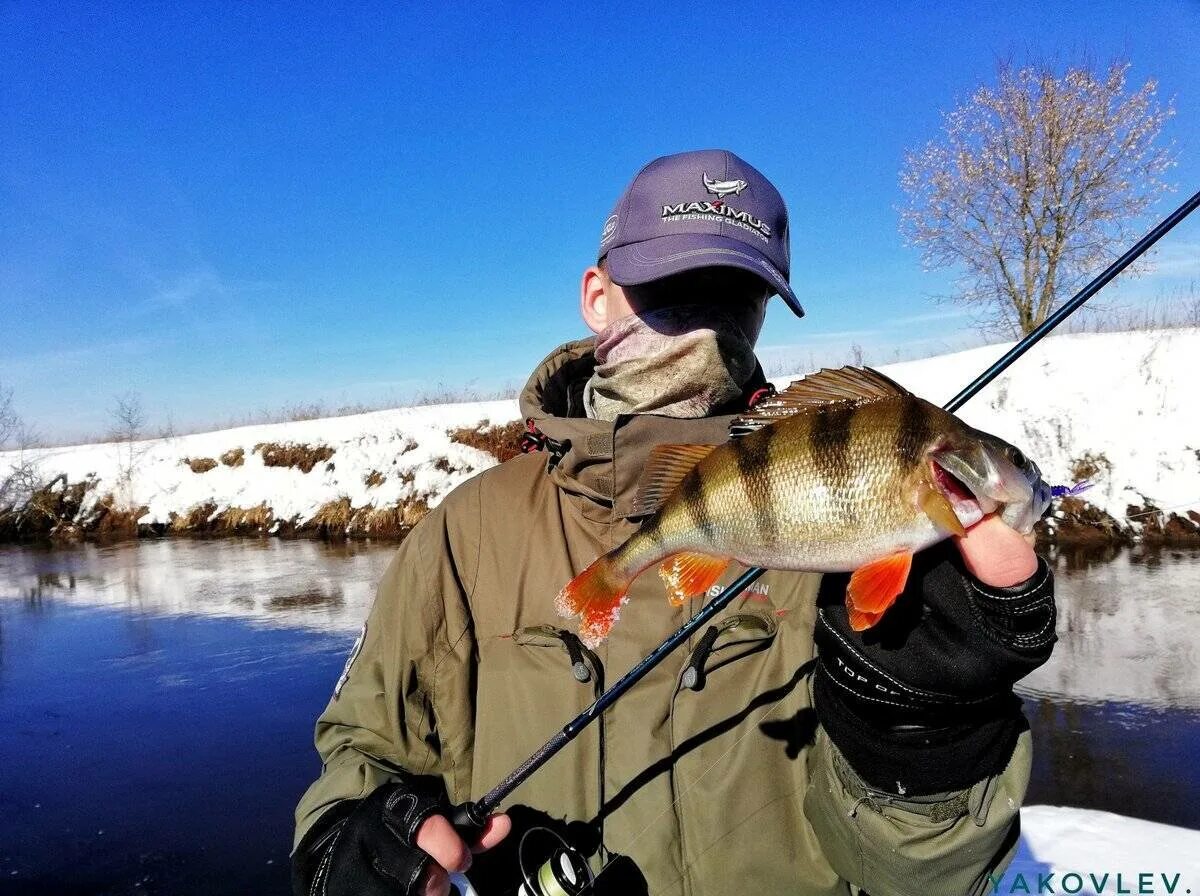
[733,429,777,545]
[809,403,857,528]
[809,404,856,468]
[680,466,717,542]
[895,393,931,466]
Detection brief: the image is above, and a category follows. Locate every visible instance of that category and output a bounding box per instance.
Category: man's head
[581,149,801,343]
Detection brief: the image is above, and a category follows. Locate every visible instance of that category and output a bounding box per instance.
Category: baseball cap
[597,149,803,318]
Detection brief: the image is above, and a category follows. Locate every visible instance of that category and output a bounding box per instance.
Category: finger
[474,813,512,853]
[415,813,472,874]
[954,514,1038,587]
[421,864,451,896]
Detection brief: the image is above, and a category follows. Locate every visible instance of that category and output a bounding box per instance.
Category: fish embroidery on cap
[703,173,749,198]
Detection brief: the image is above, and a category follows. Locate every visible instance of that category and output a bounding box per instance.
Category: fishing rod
[450,187,1200,888]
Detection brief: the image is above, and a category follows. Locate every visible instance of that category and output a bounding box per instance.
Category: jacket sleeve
[292,485,481,852]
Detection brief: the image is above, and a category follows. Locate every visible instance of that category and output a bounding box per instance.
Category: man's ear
[580,266,609,335]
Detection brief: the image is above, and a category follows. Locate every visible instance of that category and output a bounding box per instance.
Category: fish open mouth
[930,457,985,523]
[932,461,975,503]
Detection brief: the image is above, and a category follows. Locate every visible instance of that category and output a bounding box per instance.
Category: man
[292,150,1056,896]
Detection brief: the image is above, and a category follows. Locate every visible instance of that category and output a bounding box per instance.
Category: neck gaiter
[583,304,758,421]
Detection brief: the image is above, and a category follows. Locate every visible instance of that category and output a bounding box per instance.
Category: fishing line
[1122,500,1200,521]
[449,188,1200,893]
[580,685,801,896]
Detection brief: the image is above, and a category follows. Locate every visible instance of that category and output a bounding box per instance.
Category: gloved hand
[812,516,1056,796]
[291,774,510,896]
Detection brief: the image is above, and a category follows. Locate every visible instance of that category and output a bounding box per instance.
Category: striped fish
[555,367,1051,648]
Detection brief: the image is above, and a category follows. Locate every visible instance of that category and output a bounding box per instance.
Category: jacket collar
[518,338,768,521]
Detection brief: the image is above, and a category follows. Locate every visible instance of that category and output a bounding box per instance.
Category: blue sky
[2,2,1199,442]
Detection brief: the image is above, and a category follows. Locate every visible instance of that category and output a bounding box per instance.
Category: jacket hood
[517,338,768,521]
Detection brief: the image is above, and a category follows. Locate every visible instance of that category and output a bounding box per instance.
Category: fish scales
[626,395,944,574]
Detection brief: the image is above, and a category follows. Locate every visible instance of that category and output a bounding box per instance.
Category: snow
[1009,806,1200,894]
[2,328,1196,532]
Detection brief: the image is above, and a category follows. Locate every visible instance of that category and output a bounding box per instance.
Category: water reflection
[0,539,395,635]
[1019,543,1200,710]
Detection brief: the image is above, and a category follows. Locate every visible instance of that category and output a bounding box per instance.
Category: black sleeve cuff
[964,556,1057,652]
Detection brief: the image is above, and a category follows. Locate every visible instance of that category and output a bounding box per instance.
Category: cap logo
[600,214,619,246]
[661,200,771,241]
[703,173,748,199]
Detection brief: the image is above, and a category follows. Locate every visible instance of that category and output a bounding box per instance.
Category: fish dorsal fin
[632,443,717,516]
[731,366,909,437]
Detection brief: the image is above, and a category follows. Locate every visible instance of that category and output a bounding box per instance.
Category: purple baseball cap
[597,149,803,318]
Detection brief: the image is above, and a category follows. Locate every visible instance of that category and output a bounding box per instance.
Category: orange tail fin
[659,552,730,607]
[555,554,634,649]
[845,551,913,632]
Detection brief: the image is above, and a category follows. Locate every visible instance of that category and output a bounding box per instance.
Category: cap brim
[604,233,804,319]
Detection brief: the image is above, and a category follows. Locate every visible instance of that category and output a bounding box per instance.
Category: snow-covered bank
[1011,806,1200,895]
[1,329,1196,541]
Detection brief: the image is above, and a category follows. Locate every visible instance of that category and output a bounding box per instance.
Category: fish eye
[1007,446,1027,467]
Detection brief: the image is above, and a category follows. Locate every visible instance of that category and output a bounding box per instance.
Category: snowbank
[1010,806,1200,894]
[2,328,1196,536]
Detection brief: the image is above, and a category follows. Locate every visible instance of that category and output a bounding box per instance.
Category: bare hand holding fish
[556,366,1052,648]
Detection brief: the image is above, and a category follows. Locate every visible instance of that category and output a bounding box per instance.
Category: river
[0,539,1197,894]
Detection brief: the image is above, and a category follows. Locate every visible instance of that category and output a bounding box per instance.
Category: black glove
[812,540,1056,796]
[292,775,451,896]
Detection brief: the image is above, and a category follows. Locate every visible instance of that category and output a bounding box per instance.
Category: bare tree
[900,59,1176,335]
[109,391,148,503]
[0,384,43,514]
[0,385,16,449]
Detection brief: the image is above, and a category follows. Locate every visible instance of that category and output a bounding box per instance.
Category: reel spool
[516,827,593,896]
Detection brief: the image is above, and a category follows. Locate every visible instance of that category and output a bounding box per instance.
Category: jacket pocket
[677,610,778,693]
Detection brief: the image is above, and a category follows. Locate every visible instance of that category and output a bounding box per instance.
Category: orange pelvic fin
[847,607,886,631]
[845,551,913,631]
[659,552,730,607]
[555,554,633,649]
[632,444,717,516]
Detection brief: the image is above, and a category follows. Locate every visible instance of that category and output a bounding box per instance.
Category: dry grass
[431,455,474,475]
[1044,496,1129,545]
[0,474,95,542]
[183,457,218,474]
[89,494,145,542]
[297,495,431,540]
[220,447,245,467]
[448,420,526,463]
[253,442,336,473]
[215,503,274,535]
[169,502,219,533]
[1128,501,1200,544]
[304,497,354,538]
[409,382,518,407]
[348,497,430,538]
[364,470,386,488]
[1069,451,1113,483]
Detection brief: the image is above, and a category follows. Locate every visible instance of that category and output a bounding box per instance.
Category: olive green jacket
[294,339,1032,896]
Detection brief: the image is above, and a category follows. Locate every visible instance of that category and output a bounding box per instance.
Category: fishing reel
[451,827,594,896]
